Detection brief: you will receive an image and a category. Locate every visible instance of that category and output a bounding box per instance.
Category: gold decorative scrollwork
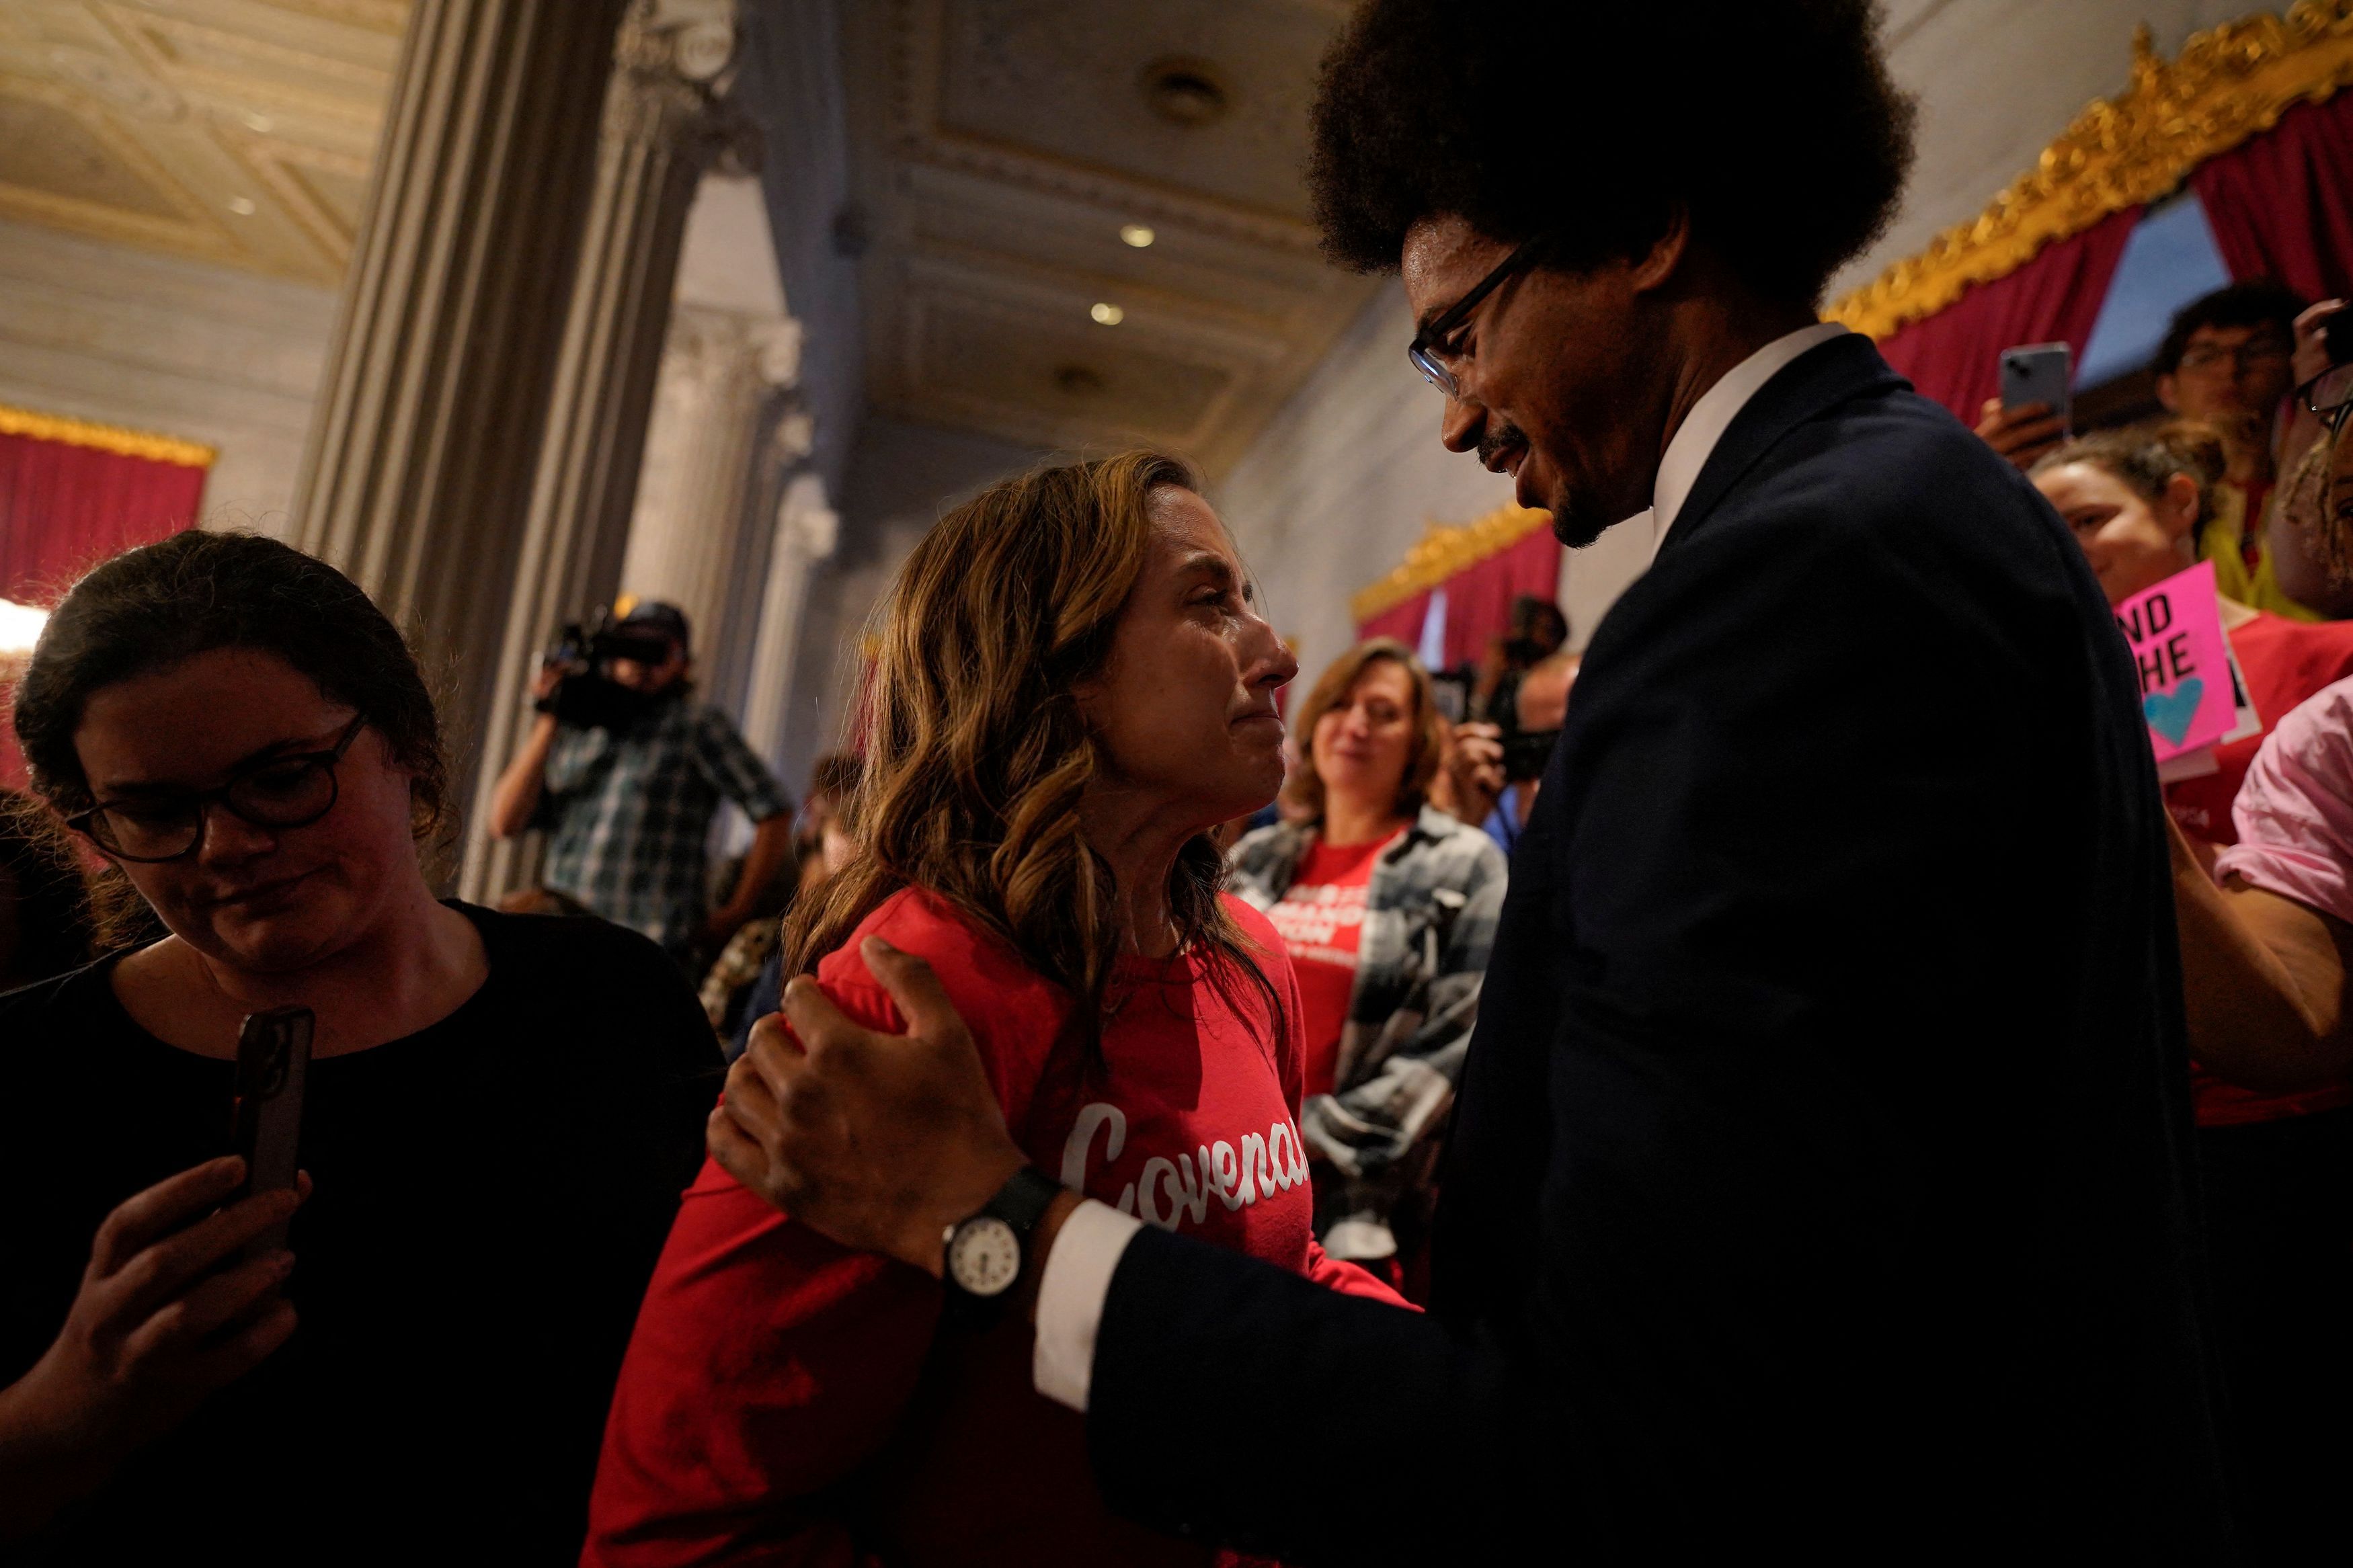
[0,403,214,468]
[1826,0,2353,339]
[1350,503,1552,625]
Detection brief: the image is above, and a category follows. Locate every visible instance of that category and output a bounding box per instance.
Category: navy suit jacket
[1085,335,2235,1563]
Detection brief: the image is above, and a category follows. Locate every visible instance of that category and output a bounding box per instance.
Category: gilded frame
[1350,502,1552,626]
[1827,0,2353,339]
[0,403,214,468]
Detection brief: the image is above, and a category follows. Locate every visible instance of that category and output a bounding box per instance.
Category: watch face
[947,1215,1021,1297]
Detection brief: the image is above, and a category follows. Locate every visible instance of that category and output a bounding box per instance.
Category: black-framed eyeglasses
[1407,233,1554,397]
[2176,337,2294,373]
[67,714,368,864]
[2300,362,2353,429]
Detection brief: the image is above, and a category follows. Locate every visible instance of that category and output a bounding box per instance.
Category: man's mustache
[1478,422,1529,470]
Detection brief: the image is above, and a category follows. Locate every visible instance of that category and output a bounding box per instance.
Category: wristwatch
[941,1165,1064,1319]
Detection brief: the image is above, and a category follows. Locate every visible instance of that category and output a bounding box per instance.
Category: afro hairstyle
[1307,0,1917,306]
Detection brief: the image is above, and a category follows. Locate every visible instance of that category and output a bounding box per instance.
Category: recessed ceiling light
[243,111,274,132]
[227,196,257,216]
[1140,57,1229,126]
[1090,302,1124,326]
[1119,224,1155,249]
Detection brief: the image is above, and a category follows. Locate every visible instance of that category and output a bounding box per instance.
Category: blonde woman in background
[1226,638,1506,1294]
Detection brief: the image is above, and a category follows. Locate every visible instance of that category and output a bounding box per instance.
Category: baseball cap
[613,596,691,653]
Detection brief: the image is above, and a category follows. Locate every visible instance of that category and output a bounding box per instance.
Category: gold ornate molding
[1826,0,2353,340]
[0,403,215,468]
[1350,503,1552,624]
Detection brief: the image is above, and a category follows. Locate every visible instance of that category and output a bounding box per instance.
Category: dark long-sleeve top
[0,905,721,1567]
[1079,333,2236,1564]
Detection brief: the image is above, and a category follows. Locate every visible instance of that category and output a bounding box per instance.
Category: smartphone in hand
[2000,342,2072,432]
[232,1006,312,1259]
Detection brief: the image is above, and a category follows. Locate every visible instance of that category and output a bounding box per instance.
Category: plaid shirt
[536,696,791,952]
[1228,804,1506,1261]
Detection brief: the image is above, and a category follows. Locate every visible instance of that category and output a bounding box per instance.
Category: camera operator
[1439,641,1579,855]
[488,600,793,968]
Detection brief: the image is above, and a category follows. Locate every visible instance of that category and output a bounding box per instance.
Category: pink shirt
[2208,675,2353,1122]
[2217,674,2353,925]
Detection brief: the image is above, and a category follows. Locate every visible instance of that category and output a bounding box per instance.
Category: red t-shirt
[2167,611,2353,1126]
[1261,833,1395,1096]
[585,888,1402,1568]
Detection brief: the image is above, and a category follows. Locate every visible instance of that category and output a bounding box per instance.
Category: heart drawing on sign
[2144,677,2206,747]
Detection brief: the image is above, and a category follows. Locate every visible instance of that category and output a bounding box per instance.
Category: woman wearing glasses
[0,532,719,1564]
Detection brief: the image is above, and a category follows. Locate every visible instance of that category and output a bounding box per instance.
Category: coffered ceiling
[840,0,1382,475]
[0,0,405,284]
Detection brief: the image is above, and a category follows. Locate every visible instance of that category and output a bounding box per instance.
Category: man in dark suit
[706,1,2235,1559]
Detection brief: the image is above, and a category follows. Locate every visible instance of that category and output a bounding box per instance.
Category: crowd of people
[3,0,2352,1562]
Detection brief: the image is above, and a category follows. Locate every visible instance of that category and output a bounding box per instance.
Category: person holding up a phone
[0,532,719,1565]
[1980,283,2338,620]
[1975,339,2075,472]
[0,1157,302,1540]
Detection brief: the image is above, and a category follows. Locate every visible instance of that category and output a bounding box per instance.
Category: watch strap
[983,1165,1062,1237]
[940,1166,1064,1322]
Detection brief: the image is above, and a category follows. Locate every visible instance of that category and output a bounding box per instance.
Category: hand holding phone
[0,1158,302,1538]
[2000,343,2072,425]
[1976,343,2073,473]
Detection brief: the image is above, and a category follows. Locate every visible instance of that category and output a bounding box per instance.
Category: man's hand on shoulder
[709,938,1029,1276]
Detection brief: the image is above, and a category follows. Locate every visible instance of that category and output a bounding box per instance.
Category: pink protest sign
[2113,559,2235,763]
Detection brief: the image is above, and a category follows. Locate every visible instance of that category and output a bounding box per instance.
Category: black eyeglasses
[68,714,369,863]
[2176,337,2294,373]
[1407,233,1554,397]
[2301,362,2353,429]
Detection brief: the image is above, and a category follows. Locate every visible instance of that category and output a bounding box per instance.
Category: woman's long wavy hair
[781,451,1281,1061]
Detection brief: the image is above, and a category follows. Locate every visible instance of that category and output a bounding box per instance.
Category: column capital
[779,472,838,559]
[662,305,803,399]
[606,0,751,161]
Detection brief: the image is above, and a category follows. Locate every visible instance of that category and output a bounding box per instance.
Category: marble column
[293,0,631,848]
[614,304,803,668]
[738,469,838,776]
[459,0,751,901]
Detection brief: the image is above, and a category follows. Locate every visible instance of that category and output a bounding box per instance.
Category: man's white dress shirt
[1031,319,1851,1413]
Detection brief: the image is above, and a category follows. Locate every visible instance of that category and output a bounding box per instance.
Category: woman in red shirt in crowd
[585,451,1402,1568]
[2034,419,2353,1561]
[1226,641,1504,1290]
[2033,420,2353,1128]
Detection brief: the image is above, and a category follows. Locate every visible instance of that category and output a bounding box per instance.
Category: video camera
[536,608,678,730]
[1482,666,1562,784]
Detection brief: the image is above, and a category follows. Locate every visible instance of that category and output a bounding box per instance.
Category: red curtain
[1874,204,2145,421]
[1,422,208,790]
[0,427,208,605]
[1439,525,1560,669]
[1356,589,1431,648]
[2192,91,2353,303]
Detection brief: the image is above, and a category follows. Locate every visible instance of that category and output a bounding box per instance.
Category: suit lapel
[1659,333,1909,559]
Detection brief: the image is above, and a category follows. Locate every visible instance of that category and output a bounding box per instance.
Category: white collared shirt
[1029,317,1852,1415]
[1622,320,1849,563]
